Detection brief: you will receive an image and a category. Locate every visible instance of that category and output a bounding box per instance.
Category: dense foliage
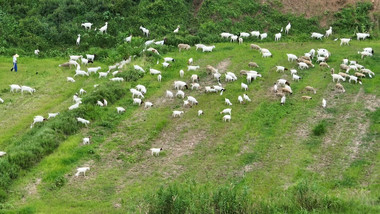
[0,0,376,57]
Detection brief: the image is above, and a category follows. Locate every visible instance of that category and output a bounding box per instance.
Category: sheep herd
[0,22,376,178]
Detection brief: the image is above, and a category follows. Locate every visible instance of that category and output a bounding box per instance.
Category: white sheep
[139,26,149,37]
[110,77,124,82]
[225,98,232,106]
[348,75,362,84]
[188,58,193,65]
[77,117,90,127]
[99,22,108,34]
[75,167,90,177]
[191,83,200,90]
[133,98,143,106]
[157,74,162,82]
[145,102,153,108]
[68,101,81,110]
[174,81,188,90]
[290,69,297,75]
[21,86,36,95]
[98,71,109,78]
[191,74,199,83]
[166,90,174,99]
[198,110,203,116]
[243,94,251,102]
[358,51,373,59]
[311,32,324,39]
[340,38,351,46]
[195,44,205,50]
[187,96,198,105]
[221,32,233,38]
[322,99,326,108]
[134,65,145,73]
[287,54,297,62]
[150,148,162,156]
[9,84,21,93]
[48,112,59,119]
[155,40,165,45]
[238,37,243,44]
[78,88,86,95]
[223,115,231,122]
[238,95,244,104]
[76,34,81,45]
[331,74,346,82]
[178,44,191,51]
[83,137,90,145]
[30,116,46,128]
[292,74,301,81]
[74,70,89,77]
[87,66,101,74]
[112,70,119,76]
[97,100,104,107]
[250,31,260,37]
[130,89,144,98]
[260,33,267,40]
[241,83,248,91]
[277,79,290,86]
[275,33,281,41]
[280,96,286,105]
[202,46,215,52]
[285,22,291,34]
[0,97,4,103]
[34,49,40,55]
[81,22,93,30]
[276,66,288,73]
[325,26,332,37]
[116,107,125,113]
[145,39,155,46]
[80,58,88,65]
[69,55,82,61]
[149,69,161,75]
[176,90,185,99]
[230,35,238,42]
[262,52,272,58]
[220,108,232,115]
[298,62,309,70]
[273,83,278,93]
[0,151,6,157]
[356,33,370,40]
[172,110,184,118]
[125,35,132,43]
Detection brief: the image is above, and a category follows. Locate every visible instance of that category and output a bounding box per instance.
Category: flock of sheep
[0,22,375,177]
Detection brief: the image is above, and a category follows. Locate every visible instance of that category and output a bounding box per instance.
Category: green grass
[0,40,379,213]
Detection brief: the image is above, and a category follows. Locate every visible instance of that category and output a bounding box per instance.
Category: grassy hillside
[0,40,379,213]
[0,0,376,56]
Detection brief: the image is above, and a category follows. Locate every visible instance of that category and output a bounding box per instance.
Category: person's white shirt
[13,56,17,63]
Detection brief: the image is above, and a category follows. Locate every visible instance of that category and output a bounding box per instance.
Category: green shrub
[312,120,328,136]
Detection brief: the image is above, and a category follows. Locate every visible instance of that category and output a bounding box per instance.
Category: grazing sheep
[273,83,278,93]
[238,95,244,104]
[225,98,232,106]
[76,34,81,45]
[311,32,324,39]
[103,99,108,106]
[305,86,316,94]
[150,148,163,156]
[98,71,109,78]
[275,33,281,41]
[298,62,309,70]
[145,102,153,108]
[250,44,261,50]
[34,49,40,55]
[178,44,191,51]
[250,31,260,38]
[125,35,132,42]
[191,83,200,90]
[338,72,350,78]
[322,99,326,108]
[0,151,6,157]
[116,107,125,113]
[83,137,90,145]
[130,89,144,98]
[355,72,366,78]
[191,74,199,83]
[285,22,291,34]
[241,83,248,91]
[88,66,101,74]
[134,65,145,73]
[287,54,298,62]
[281,96,286,105]
[10,84,21,93]
[332,74,346,82]
[68,101,82,110]
[220,108,232,115]
[302,96,312,100]
[166,90,174,99]
[176,90,185,99]
[99,22,108,34]
[335,83,345,92]
[206,65,218,74]
[277,79,290,86]
[360,69,375,78]
[230,35,238,42]
[30,116,47,128]
[262,52,272,58]
[198,110,203,116]
[276,66,288,73]
[319,62,330,68]
[188,58,193,65]
[243,94,251,102]
[356,32,370,40]
[290,69,298,75]
[223,115,231,122]
[325,26,332,37]
[340,38,351,46]
[81,22,93,30]
[21,86,36,95]
[202,45,216,52]
[157,74,162,82]
[358,51,373,59]
[77,117,90,127]
[149,69,161,75]
[260,33,267,40]
[74,70,89,77]
[133,98,143,106]
[172,110,184,118]
[174,81,188,90]
[187,96,198,105]
[195,44,205,50]
[348,75,362,84]
[221,32,233,38]
[248,62,259,68]
[48,112,60,119]
[238,37,243,44]
[75,167,90,177]
[292,74,301,81]
[110,77,124,82]
[139,26,149,37]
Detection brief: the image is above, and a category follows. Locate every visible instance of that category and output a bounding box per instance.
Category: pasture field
[0,40,379,213]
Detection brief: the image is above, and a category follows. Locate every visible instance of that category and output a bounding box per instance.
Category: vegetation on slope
[0,40,378,212]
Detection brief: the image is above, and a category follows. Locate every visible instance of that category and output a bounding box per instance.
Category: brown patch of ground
[216,58,231,73]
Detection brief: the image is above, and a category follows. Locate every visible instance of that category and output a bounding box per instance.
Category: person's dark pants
[13,63,17,72]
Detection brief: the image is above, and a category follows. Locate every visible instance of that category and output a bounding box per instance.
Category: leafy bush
[312,120,328,136]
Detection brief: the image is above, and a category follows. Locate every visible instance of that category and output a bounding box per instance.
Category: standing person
[11,54,19,72]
